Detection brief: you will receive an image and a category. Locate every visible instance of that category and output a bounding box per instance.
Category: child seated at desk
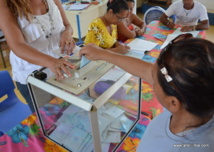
[84,0,130,54]
[117,0,146,42]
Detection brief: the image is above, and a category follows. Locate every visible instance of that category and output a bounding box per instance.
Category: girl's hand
[135,27,144,36]
[60,29,76,55]
[48,57,76,81]
[114,42,130,54]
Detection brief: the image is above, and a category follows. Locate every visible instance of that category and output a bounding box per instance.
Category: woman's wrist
[46,56,57,69]
[64,25,73,35]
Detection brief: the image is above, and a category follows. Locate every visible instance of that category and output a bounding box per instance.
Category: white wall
[196,0,214,11]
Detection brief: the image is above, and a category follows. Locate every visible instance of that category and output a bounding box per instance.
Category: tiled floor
[0,13,214,103]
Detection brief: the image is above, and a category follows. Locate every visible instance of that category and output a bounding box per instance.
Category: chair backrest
[144,6,166,25]
[0,71,15,98]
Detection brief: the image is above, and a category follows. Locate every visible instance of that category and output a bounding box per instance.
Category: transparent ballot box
[27,59,142,152]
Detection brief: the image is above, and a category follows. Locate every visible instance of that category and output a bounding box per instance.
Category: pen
[144,50,149,55]
[119,40,125,46]
[69,53,74,56]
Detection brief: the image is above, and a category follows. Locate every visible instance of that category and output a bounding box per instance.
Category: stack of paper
[67,4,90,11]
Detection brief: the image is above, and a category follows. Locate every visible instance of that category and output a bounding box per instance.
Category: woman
[117,0,146,42]
[80,35,214,151]
[0,0,76,113]
[84,0,130,54]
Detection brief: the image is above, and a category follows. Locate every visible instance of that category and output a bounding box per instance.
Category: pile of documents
[49,103,133,152]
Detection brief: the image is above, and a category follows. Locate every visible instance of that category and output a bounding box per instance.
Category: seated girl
[117,0,146,42]
[84,0,130,54]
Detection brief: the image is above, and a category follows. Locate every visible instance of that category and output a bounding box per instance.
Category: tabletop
[0,102,150,152]
[125,20,205,119]
[0,20,206,152]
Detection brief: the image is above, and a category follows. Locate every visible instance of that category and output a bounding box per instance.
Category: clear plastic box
[27,60,141,152]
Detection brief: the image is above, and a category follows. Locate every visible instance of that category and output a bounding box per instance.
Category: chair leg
[0,44,6,68]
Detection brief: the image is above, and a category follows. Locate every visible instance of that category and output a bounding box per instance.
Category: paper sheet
[160,34,178,49]
[63,128,89,151]
[160,28,200,50]
[125,50,146,59]
[67,4,90,11]
[49,123,73,144]
[172,28,200,37]
[104,106,125,118]
[102,130,121,143]
[127,38,158,53]
[80,55,91,68]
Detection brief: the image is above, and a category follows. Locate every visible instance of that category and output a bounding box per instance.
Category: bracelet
[166,21,170,26]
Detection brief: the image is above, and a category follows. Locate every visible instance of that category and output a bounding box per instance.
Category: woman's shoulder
[129,13,137,22]
[149,110,171,126]
[89,18,109,31]
[90,18,104,26]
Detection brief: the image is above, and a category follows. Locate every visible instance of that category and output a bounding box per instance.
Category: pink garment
[118,24,134,42]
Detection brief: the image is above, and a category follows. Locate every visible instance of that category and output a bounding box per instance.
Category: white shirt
[10,0,64,84]
[165,1,208,26]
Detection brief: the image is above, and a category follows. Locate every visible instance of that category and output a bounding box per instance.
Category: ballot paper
[80,55,91,68]
[49,123,74,144]
[104,106,125,118]
[49,102,134,151]
[63,127,90,152]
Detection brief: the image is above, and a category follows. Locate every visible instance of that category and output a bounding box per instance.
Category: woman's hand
[80,43,105,61]
[113,41,130,54]
[48,57,76,81]
[60,29,76,55]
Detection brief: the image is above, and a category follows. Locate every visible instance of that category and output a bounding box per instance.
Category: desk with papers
[124,20,205,119]
[0,21,206,152]
[0,54,150,152]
